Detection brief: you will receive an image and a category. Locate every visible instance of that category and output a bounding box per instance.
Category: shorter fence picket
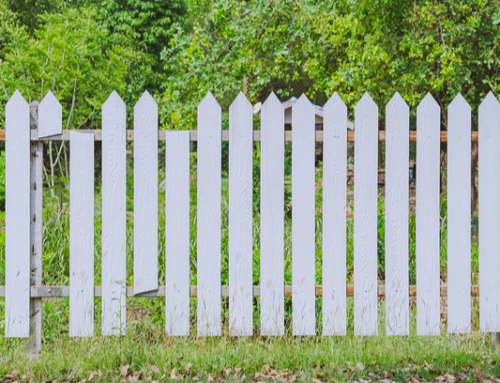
[70,132,95,337]
[165,131,190,336]
[134,91,159,295]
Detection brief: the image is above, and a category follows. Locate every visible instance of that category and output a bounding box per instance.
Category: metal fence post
[28,101,43,357]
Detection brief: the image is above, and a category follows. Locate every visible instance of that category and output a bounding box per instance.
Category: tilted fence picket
[1,89,499,355]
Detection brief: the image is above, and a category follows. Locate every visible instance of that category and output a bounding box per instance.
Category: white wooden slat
[228,92,253,336]
[165,131,190,336]
[322,92,347,336]
[292,94,316,336]
[479,92,500,332]
[385,92,409,336]
[134,91,158,294]
[70,131,95,337]
[197,92,222,336]
[447,94,471,334]
[260,92,285,336]
[38,90,62,138]
[416,93,441,336]
[5,91,30,337]
[102,91,127,336]
[354,93,379,336]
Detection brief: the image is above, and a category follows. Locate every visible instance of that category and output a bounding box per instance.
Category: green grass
[0,157,489,380]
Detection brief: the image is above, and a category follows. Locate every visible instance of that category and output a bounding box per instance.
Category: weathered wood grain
[447,94,471,334]
[385,93,409,336]
[322,93,347,335]
[70,132,95,337]
[38,91,62,138]
[29,101,43,354]
[228,92,253,336]
[5,91,31,338]
[260,92,285,336]
[292,94,316,336]
[197,92,222,336]
[416,93,441,336]
[479,92,500,332]
[165,131,190,336]
[354,93,379,336]
[133,92,158,294]
[102,91,127,335]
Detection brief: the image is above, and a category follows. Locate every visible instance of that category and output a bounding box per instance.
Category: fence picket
[447,94,471,333]
[70,132,95,337]
[292,94,315,336]
[385,92,409,336]
[323,93,347,336]
[416,93,441,336]
[5,91,30,337]
[354,93,379,336]
[229,92,253,335]
[197,92,222,336]
[260,92,285,336]
[102,91,127,335]
[39,90,62,138]
[479,92,500,332]
[165,131,190,336]
[134,92,158,295]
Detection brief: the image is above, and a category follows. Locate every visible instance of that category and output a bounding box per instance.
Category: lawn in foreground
[1,328,499,382]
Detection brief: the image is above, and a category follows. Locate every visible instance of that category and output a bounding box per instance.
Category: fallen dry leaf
[88,372,94,381]
[150,366,160,374]
[207,373,214,382]
[356,362,365,371]
[223,368,231,376]
[476,368,485,380]
[311,378,323,383]
[384,371,393,379]
[185,363,192,372]
[444,373,455,383]
[121,366,129,377]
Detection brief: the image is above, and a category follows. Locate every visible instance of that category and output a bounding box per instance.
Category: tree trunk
[471,141,478,213]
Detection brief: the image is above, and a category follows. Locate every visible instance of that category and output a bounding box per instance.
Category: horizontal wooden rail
[0,285,480,298]
[0,130,480,142]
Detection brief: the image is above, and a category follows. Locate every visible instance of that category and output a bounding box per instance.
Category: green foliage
[0,151,4,211]
[0,7,129,129]
[101,0,187,58]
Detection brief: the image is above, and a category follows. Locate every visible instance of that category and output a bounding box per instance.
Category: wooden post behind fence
[29,101,43,357]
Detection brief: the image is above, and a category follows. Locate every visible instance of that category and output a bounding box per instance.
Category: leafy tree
[101,0,186,56]
[0,6,129,129]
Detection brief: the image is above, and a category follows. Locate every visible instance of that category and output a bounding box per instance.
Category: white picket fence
[1,89,500,350]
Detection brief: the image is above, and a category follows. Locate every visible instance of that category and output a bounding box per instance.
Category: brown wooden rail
[0,285,480,298]
[0,130,480,142]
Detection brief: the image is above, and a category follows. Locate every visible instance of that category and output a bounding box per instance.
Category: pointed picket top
[449,93,469,111]
[199,91,220,111]
[292,94,314,132]
[325,92,346,110]
[229,91,252,113]
[103,90,125,110]
[479,91,500,114]
[417,92,439,113]
[39,90,62,138]
[134,90,157,114]
[136,90,156,106]
[355,92,377,111]
[263,91,282,110]
[387,92,408,110]
[6,90,27,108]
